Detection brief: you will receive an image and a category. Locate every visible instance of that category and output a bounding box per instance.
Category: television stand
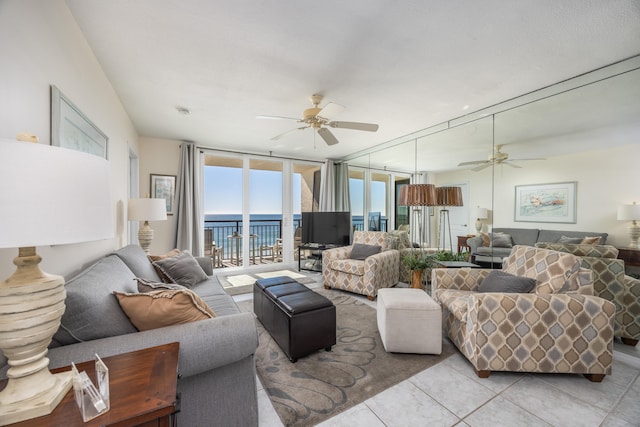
[298,243,338,272]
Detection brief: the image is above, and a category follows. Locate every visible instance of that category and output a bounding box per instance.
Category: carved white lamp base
[475,219,482,235]
[138,221,154,254]
[0,247,73,425]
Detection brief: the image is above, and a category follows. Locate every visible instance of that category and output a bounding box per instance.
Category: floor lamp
[436,186,463,252]
[398,184,438,250]
[0,136,113,424]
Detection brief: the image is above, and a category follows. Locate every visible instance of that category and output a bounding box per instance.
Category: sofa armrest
[466,236,484,254]
[1,312,258,381]
[432,268,492,296]
[363,249,400,286]
[322,245,352,262]
[465,293,615,373]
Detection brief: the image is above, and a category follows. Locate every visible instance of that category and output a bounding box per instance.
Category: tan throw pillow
[481,232,490,247]
[581,236,601,245]
[114,289,215,331]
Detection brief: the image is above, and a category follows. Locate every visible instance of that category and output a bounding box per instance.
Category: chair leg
[475,369,491,379]
[324,285,331,290]
[584,373,605,383]
[367,295,375,301]
[621,337,638,347]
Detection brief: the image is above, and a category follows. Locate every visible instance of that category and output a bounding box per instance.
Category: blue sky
[204,166,386,216]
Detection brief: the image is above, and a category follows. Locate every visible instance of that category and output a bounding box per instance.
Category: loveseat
[535,242,640,346]
[0,245,259,427]
[432,245,616,381]
[467,228,608,265]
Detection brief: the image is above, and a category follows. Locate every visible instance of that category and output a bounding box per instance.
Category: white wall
[435,144,640,247]
[0,0,139,278]
[138,137,182,254]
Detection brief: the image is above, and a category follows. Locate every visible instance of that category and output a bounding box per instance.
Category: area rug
[238,289,456,426]
[220,269,320,296]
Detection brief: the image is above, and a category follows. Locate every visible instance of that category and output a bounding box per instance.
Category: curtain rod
[196,144,325,164]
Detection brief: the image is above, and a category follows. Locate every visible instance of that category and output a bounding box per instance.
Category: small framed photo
[51,85,109,159]
[514,182,577,223]
[150,174,176,215]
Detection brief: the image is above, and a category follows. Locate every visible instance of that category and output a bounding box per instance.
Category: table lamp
[0,135,113,424]
[617,201,640,248]
[475,207,488,234]
[128,198,167,253]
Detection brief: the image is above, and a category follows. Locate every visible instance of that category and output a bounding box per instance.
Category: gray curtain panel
[175,142,204,255]
[319,159,335,212]
[335,162,351,212]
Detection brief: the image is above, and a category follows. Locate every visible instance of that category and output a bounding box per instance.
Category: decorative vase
[410,269,423,289]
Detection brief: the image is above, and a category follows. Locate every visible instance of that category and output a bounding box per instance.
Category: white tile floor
[233,271,640,427]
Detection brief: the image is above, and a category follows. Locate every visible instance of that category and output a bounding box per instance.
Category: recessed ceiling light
[462,105,470,110]
[176,106,191,115]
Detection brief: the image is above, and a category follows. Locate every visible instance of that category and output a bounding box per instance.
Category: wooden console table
[2,342,180,427]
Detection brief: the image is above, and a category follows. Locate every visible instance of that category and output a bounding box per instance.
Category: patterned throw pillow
[114,289,215,331]
[388,230,411,249]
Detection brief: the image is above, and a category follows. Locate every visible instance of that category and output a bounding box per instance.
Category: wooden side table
[2,342,180,427]
[457,235,474,253]
[617,247,640,269]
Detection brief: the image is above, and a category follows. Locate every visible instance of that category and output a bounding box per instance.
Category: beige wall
[0,0,139,278]
[434,144,640,247]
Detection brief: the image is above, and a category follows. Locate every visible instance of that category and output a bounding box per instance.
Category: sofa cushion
[349,243,381,260]
[537,230,607,245]
[492,228,540,246]
[329,259,365,276]
[113,245,163,282]
[478,270,536,293]
[136,277,186,293]
[152,251,209,287]
[114,289,215,331]
[52,255,138,347]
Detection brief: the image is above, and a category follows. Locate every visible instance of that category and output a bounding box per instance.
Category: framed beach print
[51,85,109,159]
[150,174,176,215]
[514,182,577,223]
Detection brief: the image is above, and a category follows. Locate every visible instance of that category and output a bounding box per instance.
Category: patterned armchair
[322,231,399,300]
[432,245,616,382]
[536,243,640,346]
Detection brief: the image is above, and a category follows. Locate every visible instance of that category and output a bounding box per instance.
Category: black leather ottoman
[253,276,336,362]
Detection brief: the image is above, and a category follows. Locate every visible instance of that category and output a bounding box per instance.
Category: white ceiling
[65,0,640,164]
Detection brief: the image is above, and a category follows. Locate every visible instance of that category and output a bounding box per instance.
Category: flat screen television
[301,211,351,246]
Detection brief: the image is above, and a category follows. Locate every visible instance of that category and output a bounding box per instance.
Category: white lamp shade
[476,207,488,219]
[617,203,640,221]
[128,198,167,221]
[0,139,113,248]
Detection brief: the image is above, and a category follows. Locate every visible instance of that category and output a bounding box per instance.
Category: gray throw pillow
[136,277,186,293]
[478,270,536,293]
[152,251,209,288]
[349,243,382,260]
[491,233,513,248]
[558,235,583,244]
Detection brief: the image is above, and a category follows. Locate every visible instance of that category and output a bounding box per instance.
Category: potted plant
[402,251,436,289]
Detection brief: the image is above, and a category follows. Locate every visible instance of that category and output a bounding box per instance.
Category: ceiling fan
[458,145,545,171]
[257,94,379,146]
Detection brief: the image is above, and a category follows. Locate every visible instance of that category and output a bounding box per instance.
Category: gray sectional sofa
[0,245,259,427]
[467,228,608,265]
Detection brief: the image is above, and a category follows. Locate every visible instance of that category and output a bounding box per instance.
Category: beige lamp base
[138,221,154,254]
[0,247,72,426]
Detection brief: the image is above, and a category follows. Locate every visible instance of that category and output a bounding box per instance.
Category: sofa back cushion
[113,244,163,282]
[52,255,138,347]
[502,245,582,294]
[537,230,608,245]
[492,228,540,246]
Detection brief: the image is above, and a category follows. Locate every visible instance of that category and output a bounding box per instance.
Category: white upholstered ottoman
[377,288,442,354]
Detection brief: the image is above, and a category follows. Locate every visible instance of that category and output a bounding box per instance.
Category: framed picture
[150,174,176,215]
[51,85,109,159]
[514,182,577,223]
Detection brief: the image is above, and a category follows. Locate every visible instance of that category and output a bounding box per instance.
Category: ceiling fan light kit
[259,94,379,146]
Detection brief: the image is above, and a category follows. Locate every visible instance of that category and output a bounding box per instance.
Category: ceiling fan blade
[503,161,523,169]
[317,127,339,146]
[271,126,308,141]
[328,121,379,132]
[458,160,489,167]
[316,102,345,121]
[257,115,300,121]
[471,163,492,172]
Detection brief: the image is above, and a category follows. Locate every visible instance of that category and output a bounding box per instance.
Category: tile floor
[232,271,640,427]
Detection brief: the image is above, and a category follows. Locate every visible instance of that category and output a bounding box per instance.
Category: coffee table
[434,260,481,268]
[2,343,180,427]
